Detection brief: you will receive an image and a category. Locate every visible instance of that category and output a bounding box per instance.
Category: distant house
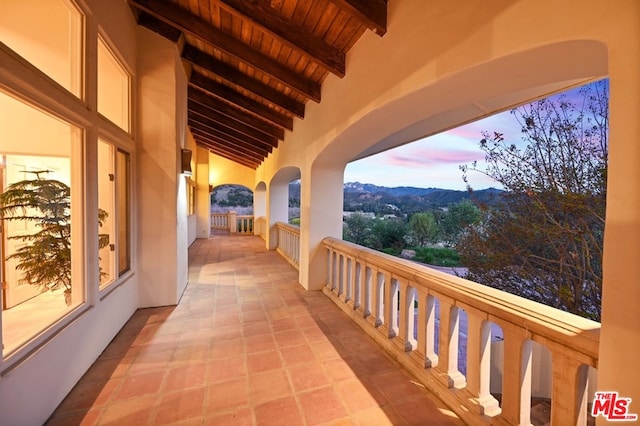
[343,211,375,219]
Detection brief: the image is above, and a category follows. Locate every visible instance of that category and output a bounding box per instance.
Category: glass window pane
[0,0,83,97]
[0,91,83,356]
[116,150,130,275]
[98,140,115,288]
[98,38,130,131]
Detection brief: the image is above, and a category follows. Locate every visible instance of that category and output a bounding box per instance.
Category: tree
[409,212,439,247]
[370,218,407,253]
[343,213,372,246]
[440,199,482,246]
[458,80,608,320]
[0,171,109,303]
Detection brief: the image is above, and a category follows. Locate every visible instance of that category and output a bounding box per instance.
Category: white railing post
[465,309,501,416]
[425,295,439,368]
[228,211,238,233]
[411,288,429,367]
[382,274,398,339]
[438,299,466,389]
[500,325,533,426]
[550,351,590,426]
[373,270,384,327]
[397,280,416,352]
[363,266,372,318]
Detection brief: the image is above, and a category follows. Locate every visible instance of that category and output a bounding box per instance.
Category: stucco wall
[136,26,187,307]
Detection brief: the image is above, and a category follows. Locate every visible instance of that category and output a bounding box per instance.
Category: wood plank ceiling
[129,0,387,169]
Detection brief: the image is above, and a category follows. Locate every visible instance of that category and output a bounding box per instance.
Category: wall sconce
[181,149,192,176]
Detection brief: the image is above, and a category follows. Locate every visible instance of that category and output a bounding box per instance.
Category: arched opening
[210,184,254,235]
[310,40,608,423]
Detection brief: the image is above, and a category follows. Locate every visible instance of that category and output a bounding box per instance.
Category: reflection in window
[98,141,130,289]
[98,141,115,286]
[98,37,130,131]
[116,150,130,275]
[0,0,83,97]
[0,91,83,356]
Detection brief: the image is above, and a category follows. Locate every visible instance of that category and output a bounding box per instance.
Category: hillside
[213,182,503,216]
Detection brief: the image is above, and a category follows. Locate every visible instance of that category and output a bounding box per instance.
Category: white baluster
[398,281,416,352]
[465,309,501,416]
[550,351,590,426]
[500,324,533,426]
[438,299,466,389]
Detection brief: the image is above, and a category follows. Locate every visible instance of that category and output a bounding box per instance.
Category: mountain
[213,182,503,215]
[289,181,503,214]
[343,182,440,196]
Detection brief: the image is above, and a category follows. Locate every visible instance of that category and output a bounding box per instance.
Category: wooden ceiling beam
[137,11,183,42]
[188,117,274,158]
[198,140,261,168]
[193,132,266,164]
[192,136,266,168]
[192,129,267,163]
[330,0,387,36]
[182,45,305,119]
[216,0,345,77]
[188,89,285,140]
[193,130,269,162]
[189,101,279,147]
[188,118,273,155]
[129,0,321,102]
[189,74,294,131]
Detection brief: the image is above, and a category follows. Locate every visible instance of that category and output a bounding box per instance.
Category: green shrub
[414,247,460,267]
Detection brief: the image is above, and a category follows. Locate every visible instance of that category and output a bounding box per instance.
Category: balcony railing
[210,212,253,235]
[210,212,229,230]
[321,237,600,426]
[275,222,300,269]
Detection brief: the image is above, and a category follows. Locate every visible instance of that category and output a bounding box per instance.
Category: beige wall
[209,152,256,189]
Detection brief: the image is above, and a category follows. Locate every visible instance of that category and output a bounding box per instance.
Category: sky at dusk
[344,82,600,191]
[344,113,516,190]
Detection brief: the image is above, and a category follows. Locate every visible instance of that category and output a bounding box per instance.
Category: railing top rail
[237,215,253,219]
[323,236,600,359]
[275,221,300,235]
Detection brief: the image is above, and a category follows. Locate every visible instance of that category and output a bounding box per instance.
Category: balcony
[47,230,599,425]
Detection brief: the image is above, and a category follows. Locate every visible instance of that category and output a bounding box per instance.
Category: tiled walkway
[47,235,462,425]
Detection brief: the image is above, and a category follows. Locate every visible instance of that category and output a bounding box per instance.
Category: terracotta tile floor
[47,235,462,425]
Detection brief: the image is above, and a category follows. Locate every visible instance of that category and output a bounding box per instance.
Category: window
[0,91,84,356]
[98,140,130,289]
[98,37,130,131]
[0,0,83,97]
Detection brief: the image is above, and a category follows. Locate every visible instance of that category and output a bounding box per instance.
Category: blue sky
[344,82,600,191]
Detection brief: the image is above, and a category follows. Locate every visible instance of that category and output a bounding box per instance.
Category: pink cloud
[444,124,486,140]
[384,147,483,167]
